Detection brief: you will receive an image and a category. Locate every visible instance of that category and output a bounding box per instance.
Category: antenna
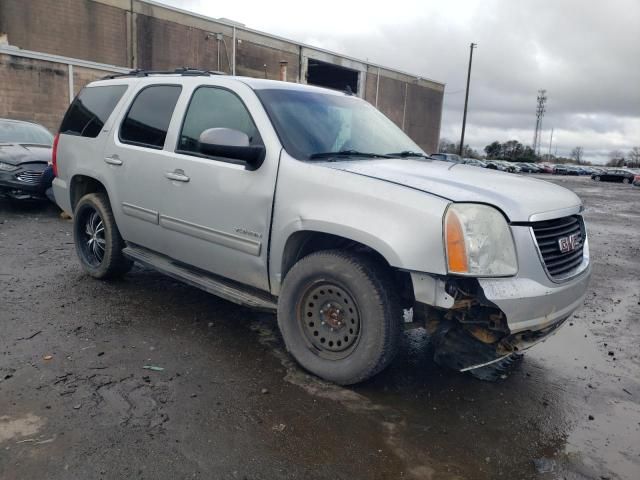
[532,89,547,157]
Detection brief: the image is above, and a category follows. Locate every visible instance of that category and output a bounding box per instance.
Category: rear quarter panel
[53,82,135,214]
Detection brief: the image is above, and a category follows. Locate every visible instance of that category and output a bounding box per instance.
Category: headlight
[0,162,18,172]
[444,203,517,276]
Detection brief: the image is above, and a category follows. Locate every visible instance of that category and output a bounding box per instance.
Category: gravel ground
[0,175,638,479]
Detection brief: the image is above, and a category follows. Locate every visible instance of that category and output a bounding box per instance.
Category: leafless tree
[628,146,640,167]
[571,146,584,164]
[609,149,624,160]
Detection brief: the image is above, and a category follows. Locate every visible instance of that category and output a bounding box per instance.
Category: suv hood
[319,158,582,222]
[0,143,52,166]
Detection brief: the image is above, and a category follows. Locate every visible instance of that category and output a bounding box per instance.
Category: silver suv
[52,69,591,384]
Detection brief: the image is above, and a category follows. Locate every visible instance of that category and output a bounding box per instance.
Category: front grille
[531,215,585,279]
[15,170,43,184]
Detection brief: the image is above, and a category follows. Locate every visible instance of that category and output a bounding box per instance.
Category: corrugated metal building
[0,0,444,152]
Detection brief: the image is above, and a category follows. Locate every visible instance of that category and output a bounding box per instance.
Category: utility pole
[532,89,547,157]
[459,42,477,157]
[547,127,554,158]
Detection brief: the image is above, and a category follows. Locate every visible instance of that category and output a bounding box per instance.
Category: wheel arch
[273,228,414,306]
[69,174,109,212]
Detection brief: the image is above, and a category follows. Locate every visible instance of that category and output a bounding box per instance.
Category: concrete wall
[0,0,128,66]
[0,52,122,132]
[0,54,70,132]
[0,0,444,152]
[135,14,230,72]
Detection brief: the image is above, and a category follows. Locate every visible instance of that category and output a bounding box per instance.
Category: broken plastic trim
[418,277,570,376]
[417,277,516,374]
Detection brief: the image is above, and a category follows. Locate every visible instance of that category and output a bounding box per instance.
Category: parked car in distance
[592,168,637,184]
[0,118,53,200]
[495,160,519,173]
[515,162,539,173]
[485,160,516,172]
[539,163,555,174]
[462,158,486,168]
[485,160,505,171]
[554,165,580,176]
[576,166,594,175]
[431,152,463,163]
[52,70,591,385]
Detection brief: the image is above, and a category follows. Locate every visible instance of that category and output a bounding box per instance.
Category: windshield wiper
[308,150,393,160]
[386,150,431,158]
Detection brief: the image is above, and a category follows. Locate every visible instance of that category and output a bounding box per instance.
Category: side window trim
[118,83,182,150]
[174,85,264,166]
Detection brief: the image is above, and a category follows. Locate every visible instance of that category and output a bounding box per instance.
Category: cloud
[159,0,640,163]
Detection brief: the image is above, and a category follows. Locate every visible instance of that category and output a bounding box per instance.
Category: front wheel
[277,250,402,385]
[73,193,132,279]
[594,176,600,181]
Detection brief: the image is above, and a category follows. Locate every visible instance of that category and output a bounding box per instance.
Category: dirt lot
[1,175,638,479]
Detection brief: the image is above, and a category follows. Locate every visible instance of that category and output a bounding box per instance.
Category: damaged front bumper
[410,258,591,373]
[0,163,48,200]
[479,264,591,336]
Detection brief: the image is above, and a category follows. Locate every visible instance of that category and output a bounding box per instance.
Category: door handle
[104,155,123,166]
[165,170,190,182]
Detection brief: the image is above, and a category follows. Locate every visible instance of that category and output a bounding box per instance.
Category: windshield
[0,120,53,145]
[255,88,424,160]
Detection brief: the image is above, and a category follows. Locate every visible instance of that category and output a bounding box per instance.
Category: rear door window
[60,85,128,138]
[120,85,182,149]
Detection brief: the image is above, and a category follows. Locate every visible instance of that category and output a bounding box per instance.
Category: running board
[122,245,277,311]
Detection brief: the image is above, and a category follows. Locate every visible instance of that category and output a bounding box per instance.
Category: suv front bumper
[411,224,592,351]
[478,263,591,335]
[483,223,592,337]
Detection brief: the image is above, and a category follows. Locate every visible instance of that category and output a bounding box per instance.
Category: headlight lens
[0,161,18,172]
[444,203,517,276]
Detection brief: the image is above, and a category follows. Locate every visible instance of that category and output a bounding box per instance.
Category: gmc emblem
[558,233,580,253]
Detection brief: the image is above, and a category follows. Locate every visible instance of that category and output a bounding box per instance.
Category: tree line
[439,138,640,167]
[606,147,640,168]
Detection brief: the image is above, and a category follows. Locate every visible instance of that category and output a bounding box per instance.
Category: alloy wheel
[79,209,106,266]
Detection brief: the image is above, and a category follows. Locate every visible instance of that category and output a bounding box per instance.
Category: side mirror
[198,128,266,169]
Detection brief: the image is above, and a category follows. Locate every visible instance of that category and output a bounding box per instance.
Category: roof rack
[101,67,227,80]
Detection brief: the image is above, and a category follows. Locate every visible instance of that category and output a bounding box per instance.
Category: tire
[623,178,630,184]
[73,192,132,279]
[277,250,402,385]
[594,176,600,181]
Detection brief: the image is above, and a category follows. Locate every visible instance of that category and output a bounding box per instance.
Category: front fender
[268,152,451,295]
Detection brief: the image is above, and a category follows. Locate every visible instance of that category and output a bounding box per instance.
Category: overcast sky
[159,0,639,164]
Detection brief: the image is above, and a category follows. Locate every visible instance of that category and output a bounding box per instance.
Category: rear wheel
[594,176,600,181]
[73,193,132,279]
[277,250,402,385]
[622,177,630,184]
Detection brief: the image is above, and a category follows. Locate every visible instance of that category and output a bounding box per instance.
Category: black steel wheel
[299,282,361,360]
[278,250,402,385]
[73,192,132,279]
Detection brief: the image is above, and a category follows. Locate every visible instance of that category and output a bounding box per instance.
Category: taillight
[52,133,60,177]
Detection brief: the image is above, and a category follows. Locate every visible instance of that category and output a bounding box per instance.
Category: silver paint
[52,75,591,338]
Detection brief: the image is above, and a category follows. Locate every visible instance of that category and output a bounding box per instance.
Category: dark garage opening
[307,59,359,94]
